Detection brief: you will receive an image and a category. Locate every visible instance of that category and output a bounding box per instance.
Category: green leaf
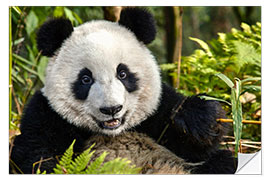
[189,37,213,57]
[69,143,96,174]
[241,23,252,35]
[53,7,64,17]
[12,6,22,15]
[57,140,76,172]
[242,85,261,92]
[85,151,108,174]
[160,63,176,71]
[12,72,25,85]
[241,77,261,83]
[215,73,234,88]
[64,7,76,25]
[13,54,35,66]
[37,56,48,84]
[15,61,38,75]
[232,40,261,68]
[25,10,39,36]
[99,158,141,174]
[231,78,243,158]
[72,11,83,24]
[199,95,231,106]
[13,37,24,46]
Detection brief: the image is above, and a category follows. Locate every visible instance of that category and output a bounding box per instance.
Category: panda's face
[43,21,161,135]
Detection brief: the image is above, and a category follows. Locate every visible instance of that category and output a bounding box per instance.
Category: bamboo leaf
[199,95,231,106]
[53,7,64,17]
[215,73,234,88]
[13,54,35,66]
[241,77,261,83]
[231,79,243,158]
[13,37,25,46]
[25,10,39,36]
[12,73,25,85]
[15,61,38,75]
[12,6,22,15]
[37,56,48,84]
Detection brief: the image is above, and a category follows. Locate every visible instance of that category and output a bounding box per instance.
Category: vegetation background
[9,6,261,168]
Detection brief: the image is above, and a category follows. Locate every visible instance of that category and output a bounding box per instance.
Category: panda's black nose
[99,105,123,116]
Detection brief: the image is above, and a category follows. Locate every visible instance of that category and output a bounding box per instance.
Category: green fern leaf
[53,140,76,173]
[50,140,140,174]
[99,158,141,174]
[84,151,108,174]
[69,144,96,174]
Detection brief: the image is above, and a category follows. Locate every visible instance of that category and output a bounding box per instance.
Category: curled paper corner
[235,150,261,174]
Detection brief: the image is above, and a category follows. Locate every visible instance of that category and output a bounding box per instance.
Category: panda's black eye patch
[72,68,94,100]
[117,63,139,92]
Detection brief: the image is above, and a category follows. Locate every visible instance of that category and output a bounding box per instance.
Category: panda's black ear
[119,8,156,44]
[37,18,74,57]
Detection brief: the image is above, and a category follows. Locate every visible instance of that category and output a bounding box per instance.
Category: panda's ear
[37,18,74,57]
[119,8,156,44]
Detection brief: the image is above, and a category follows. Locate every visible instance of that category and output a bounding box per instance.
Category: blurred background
[10,6,261,154]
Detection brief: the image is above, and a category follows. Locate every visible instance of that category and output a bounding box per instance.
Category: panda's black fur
[10,8,237,174]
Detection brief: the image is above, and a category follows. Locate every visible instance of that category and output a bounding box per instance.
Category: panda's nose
[99,105,123,116]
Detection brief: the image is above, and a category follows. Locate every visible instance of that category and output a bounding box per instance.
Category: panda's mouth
[95,113,127,130]
[101,118,122,129]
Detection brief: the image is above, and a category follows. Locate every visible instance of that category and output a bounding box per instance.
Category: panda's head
[37,8,161,135]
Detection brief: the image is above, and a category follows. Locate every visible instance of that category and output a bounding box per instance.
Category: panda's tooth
[104,119,120,128]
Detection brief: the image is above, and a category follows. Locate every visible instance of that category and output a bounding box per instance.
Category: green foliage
[212,73,261,156]
[42,140,141,174]
[161,22,261,148]
[161,22,261,111]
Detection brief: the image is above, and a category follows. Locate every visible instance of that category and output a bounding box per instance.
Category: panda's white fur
[43,20,162,136]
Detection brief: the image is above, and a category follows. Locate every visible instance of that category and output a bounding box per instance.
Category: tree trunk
[164,7,183,88]
[103,7,122,22]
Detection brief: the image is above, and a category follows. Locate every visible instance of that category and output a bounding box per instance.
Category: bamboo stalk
[217,118,261,125]
[221,141,261,149]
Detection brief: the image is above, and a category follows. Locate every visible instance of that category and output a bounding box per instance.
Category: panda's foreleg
[139,83,229,163]
[191,149,238,174]
[172,93,228,151]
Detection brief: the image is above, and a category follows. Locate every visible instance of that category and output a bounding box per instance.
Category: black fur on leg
[119,8,156,44]
[191,150,238,174]
[174,94,228,147]
[136,83,230,163]
[37,18,74,57]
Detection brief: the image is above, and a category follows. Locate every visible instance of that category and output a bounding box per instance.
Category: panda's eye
[118,70,127,80]
[81,75,92,85]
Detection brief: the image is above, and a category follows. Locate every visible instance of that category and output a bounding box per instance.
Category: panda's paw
[173,95,226,143]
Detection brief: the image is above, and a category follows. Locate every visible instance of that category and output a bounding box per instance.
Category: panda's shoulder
[19,90,69,133]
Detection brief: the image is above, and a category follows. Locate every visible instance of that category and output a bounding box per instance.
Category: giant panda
[10,8,237,174]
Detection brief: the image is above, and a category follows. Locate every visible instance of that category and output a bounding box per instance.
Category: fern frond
[52,140,76,174]
[69,144,96,174]
[49,140,140,174]
[84,151,108,174]
[99,158,141,174]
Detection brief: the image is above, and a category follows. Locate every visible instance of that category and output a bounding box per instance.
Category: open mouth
[101,118,122,129]
[94,112,128,130]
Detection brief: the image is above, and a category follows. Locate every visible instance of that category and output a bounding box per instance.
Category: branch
[217,118,261,125]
